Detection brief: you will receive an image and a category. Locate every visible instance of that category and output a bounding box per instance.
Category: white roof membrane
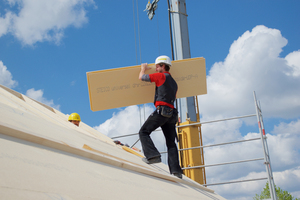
[0,84,226,200]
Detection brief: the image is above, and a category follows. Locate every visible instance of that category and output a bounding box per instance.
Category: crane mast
[169,0,206,185]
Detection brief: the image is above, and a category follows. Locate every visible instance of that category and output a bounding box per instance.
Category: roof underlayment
[0,84,226,200]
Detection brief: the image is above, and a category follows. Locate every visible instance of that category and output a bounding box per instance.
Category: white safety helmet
[155,55,172,66]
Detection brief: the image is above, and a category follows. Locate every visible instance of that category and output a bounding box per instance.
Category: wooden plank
[87,57,207,111]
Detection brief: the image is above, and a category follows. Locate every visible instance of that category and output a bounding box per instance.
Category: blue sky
[1,1,300,199]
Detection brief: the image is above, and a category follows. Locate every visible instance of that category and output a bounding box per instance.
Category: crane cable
[132,0,143,65]
[132,0,144,129]
[132,0,162,142]
[156,14,161,56]
[132,0,139,65]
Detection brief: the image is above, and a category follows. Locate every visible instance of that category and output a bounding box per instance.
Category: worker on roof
[138,55,183,179]
[68,113,81,127]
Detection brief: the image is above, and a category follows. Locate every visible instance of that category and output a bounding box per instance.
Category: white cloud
[197,25,300,199]
[94,104,168,158]
[0,60,18,88]
[0,0,95,45]
[199,25,300,120]
[94,25,300,200]
[272,118,300,135]
[205,121,300,199]
[0,61,60,110]
[285,50,300,77]
[26,88,60,110]
[201,118,243,144]
[0,12,13,36]
[94,105,152,145]
[274,166,300,193]
[210,171,267,200]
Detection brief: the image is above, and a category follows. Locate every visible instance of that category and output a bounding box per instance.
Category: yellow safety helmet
[68,113,81,121]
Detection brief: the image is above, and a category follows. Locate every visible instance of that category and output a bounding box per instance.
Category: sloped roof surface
[0,85,226,200]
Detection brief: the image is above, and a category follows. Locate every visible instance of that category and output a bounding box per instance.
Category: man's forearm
[139,69,146,80]
[139,63,149,80]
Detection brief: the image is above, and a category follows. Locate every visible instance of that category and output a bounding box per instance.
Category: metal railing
[175,112,269,187]
[110,92,277,199]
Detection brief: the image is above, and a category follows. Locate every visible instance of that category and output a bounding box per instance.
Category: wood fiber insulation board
[87,57,207,111]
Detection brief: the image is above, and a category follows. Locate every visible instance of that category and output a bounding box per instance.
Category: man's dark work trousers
[139,109,182,174]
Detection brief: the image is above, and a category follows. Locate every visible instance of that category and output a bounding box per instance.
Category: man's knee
[139,127,150,136]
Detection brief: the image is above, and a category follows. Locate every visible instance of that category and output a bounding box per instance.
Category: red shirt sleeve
[149,73,166,87]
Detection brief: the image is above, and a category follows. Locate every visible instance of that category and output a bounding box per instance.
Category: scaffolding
[111,91,277,199]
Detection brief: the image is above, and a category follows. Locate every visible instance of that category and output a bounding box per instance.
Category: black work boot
[142,157,161,164]
[172,173,183,179]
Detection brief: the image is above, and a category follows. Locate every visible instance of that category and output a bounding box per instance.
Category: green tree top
[254,182,299,200]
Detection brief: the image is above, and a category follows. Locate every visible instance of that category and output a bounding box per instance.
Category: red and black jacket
[143,72,177,108]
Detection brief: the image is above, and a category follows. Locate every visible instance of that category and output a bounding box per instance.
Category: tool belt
[157,106,173,118]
